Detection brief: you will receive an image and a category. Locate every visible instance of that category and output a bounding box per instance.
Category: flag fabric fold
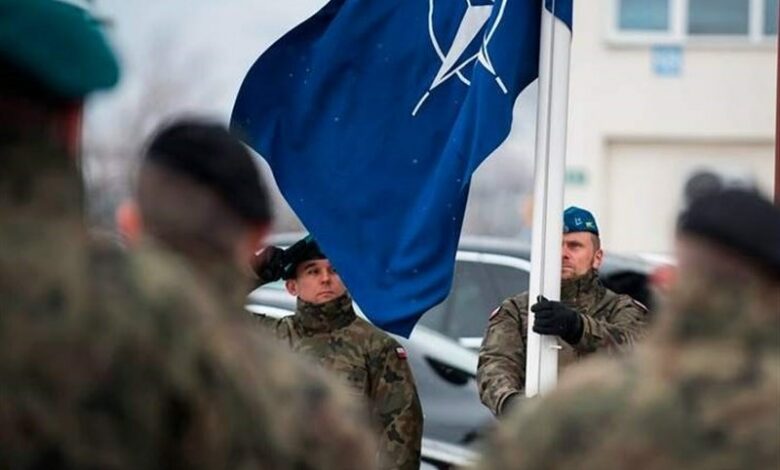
[232,0,573,336]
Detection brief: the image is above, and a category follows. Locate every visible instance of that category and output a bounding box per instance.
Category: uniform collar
[1,140,83,220]
[294,293,356,334]
[560,270,605,310]
[657,274,780,348]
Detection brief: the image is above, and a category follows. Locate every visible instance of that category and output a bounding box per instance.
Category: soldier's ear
[285,279,298,297]
[116,199,143,246]
[592,248,604,270]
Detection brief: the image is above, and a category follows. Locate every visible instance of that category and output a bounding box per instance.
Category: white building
[565,0,777,253]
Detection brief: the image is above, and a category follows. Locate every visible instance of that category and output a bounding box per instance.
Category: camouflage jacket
[262,294,423,470]
[477,270,647,416]
[476,274,780,470]
[0,142,375,469]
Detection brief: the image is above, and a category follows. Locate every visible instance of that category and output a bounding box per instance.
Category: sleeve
[574,295,648,354]
[474,360,630,470]
[249,314,293,343]
[369,340,423,470]
[477,298,527,417]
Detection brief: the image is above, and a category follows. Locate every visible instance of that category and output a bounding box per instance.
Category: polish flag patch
[395,347,408,360]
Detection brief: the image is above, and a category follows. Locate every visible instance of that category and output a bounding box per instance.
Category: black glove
[251,246,286,285]
[531,296,584,345]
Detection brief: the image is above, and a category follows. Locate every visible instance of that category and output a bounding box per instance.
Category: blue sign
[652,45,683,77]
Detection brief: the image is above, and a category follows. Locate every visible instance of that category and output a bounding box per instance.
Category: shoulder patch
[395,346,408,360]
[489,306,501,320]
[632,299,648,312]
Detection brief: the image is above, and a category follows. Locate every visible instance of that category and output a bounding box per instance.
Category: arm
[370,341,423,470]
[574,296,647,354]
[249,314,294,344]
[477,298,527,417]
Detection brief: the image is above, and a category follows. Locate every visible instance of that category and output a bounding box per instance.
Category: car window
[488,264,530,300]
[445,261,497,339]
[417,300,448,331]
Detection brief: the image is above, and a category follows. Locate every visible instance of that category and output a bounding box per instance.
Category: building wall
[565,0,776,253]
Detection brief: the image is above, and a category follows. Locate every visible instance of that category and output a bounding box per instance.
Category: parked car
[245,284,495,448]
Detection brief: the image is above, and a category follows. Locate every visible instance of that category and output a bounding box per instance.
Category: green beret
[0,0,119,99]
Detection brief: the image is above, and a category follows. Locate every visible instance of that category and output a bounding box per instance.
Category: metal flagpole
[525,0,573,397]
[775,8,779,205]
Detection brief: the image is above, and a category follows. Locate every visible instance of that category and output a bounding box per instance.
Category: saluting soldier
[253,237,424,470]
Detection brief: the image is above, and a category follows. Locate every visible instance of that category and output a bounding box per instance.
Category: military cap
[145,120,272,224]
[563,206,599,235]
[281,236,327,279]
[677,189,780,277]
[0,0,119,99]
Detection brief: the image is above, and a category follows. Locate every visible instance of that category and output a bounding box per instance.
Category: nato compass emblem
[412,0,508,116]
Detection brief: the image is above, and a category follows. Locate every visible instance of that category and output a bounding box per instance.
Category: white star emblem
[413,0,508,116]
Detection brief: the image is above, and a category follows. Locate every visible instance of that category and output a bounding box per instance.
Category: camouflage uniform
[262,294,424,470]
[0,143,376,469]
[477,270,647,416]
[476,273,780,470]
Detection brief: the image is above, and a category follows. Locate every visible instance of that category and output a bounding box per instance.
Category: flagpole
[524,1,573,397]
[775,9,779,205]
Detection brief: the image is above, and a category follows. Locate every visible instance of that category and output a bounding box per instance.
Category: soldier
[253,237,424,470]
[0,1,374,468]
[477,206,648,416]
[115,119,381,468]
[476,189,780,470]
[116,119,274,310]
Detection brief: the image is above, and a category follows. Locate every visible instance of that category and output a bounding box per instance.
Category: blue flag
[232,0,573,336]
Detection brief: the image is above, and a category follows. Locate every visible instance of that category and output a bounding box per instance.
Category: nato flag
[232,0,573,336]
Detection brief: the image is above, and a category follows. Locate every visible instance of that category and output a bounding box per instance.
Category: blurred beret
[563,206,599,236]
[145,120,272,224]
[0,0,119,99]
[678,189,780,277]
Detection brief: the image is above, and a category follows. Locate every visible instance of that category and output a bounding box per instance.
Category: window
[619,0,670,31]
[614,0,777,41]
[488,264,531,302]
[765,0,778,35]
[445,261,498,339]
[689,0,749,35]
[417,299,448,331]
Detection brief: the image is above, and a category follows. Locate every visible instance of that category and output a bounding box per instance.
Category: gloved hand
[531,296,584,345]
[251,246,286,285]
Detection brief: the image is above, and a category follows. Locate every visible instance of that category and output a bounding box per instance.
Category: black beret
[282,236,327,280]
[145,120,272,224]
[678,189,780,277]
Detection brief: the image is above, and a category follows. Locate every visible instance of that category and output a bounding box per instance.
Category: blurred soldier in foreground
[477,189,780,470]
[0,1,373,468]
[477,207,648,416]
[253,237,424,470]
[115,120,379,468]
[117,120,273,311]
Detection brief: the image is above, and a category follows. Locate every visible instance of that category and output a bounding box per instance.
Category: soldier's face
[285,259,347,304]
[561,232,603,280]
